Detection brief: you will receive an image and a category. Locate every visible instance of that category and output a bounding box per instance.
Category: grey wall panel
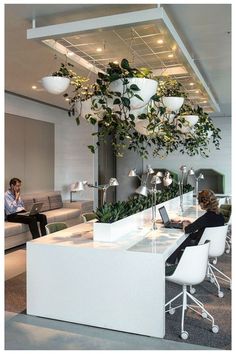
[5,114,25,188]
[5,113,54,193]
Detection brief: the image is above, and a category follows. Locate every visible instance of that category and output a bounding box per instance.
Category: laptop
[18,202,44,216]
[158,206,183,229]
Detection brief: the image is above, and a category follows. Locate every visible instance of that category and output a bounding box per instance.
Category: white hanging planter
[181,115,199,126]
[162,96,184,111]
[109,78,158,110]
[41,76,70,95]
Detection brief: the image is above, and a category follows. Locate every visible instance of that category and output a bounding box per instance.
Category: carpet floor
[5,253,231,349]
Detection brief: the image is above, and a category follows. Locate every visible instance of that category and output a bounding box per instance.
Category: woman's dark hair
[9,177,22,186]
[198,189,219,213]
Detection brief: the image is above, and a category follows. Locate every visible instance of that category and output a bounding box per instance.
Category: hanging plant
[66,58,221,159]
[157,77,187,111]
[41,62,74,95]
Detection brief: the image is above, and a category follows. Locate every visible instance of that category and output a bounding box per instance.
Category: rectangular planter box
[93,191,193,242]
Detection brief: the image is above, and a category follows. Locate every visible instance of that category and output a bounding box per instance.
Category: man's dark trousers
[6,212,47,239]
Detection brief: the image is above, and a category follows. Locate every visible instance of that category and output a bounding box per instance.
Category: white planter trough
[41,76,70,95]
[109,78,158,110]
[93,191,193,242]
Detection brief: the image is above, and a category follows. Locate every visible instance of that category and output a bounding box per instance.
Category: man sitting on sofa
[5,177,47,239]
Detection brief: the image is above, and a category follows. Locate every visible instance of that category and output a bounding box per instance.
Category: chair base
[165,284,219,339]
[208,262,231,297]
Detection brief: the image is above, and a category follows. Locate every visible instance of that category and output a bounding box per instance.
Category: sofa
[5,191,93,250]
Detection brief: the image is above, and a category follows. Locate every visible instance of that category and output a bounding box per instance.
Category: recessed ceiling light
[195,90,199,93]
[202,100,207,103]
[168,54,174,58]
[67,52,74,56]
[65,98,70,101]
[113,61,119,64]
[157,39,163,44]
[32,85,37,90]
[96,48,102,52]
[189,82,194,86]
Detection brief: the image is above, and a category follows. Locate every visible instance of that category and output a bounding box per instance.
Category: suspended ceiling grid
[28,7,220,113]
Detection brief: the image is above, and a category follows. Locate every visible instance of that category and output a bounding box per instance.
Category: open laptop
[158,206,183,229]
[18,202,44,216]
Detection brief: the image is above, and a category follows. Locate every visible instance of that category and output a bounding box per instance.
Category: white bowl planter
[109,78,158,110]
[41,76,70,95]
[181,115,199,126]
[162,96,184,111]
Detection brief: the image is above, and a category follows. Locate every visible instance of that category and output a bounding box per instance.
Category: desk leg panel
[27,243,165,338]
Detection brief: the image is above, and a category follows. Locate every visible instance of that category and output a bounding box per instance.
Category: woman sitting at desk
[166,189,224,273]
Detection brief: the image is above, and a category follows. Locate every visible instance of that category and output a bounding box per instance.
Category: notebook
[18,202,44,216]
[158,206,183,229]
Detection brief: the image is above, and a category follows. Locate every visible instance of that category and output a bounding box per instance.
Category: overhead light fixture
[32,85,37,89]
[167,53,174,58]
[157,39,163,44]
[96,48,102,52]
[27,6,220,112]
[189,82,194,86]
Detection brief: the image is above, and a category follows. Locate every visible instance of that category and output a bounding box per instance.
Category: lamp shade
[77,181,86,191]
[189,168,195,176]
[147,165,154,174]
[199,173,204,179]
[109,178,119,186]
[135,185,148,197]
[163,177,173,187]
[128,169,137,177]
[151,175,161,185]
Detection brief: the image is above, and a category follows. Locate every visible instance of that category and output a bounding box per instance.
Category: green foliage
[157,77,187,98]
[95,184,193,223]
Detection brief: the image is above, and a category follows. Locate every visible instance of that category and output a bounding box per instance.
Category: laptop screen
[158,206,170,224]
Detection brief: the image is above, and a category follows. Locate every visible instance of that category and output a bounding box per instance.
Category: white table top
[28,205,204,257]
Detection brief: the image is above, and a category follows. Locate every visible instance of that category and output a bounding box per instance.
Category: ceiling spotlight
[157,39,163,44]
[32,85,37,90]
[189,82,194,86]
[65,98,70,101]
[168,54,174,58]
[202,100,207,103]
[113,60,119,64]
[195,90,199,93]
[96,48,102,52]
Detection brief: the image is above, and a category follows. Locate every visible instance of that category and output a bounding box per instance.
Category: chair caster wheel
[190,287,196,294]
[168,308,175,315]
[202,312,208,319]
[181,331,189,340]
[218,291,224,298]
[212,325,219,333]
[212,259,217,265]
[225,249,230,254]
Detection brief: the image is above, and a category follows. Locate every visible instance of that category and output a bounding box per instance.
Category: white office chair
[197,225,231,298]
[165,242,219,340]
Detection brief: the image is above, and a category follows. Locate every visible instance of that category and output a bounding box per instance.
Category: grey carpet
[5,253,231,349]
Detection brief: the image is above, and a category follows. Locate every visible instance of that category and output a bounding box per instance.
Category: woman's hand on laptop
[182,220,191,229]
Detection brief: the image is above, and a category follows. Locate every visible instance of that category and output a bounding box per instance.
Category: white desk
[27,205,202,338]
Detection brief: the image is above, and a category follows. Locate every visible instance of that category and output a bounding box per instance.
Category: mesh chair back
[199,225,228,258]
[45,222,68,234]
[166,242,210,286]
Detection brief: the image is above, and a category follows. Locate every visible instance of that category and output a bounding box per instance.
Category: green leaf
[121,97,130,108]
[88,145,95,154]
[130,84,140,91]
[121,58,130,70]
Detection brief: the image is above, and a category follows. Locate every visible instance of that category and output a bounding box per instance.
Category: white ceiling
[5,3,231,117]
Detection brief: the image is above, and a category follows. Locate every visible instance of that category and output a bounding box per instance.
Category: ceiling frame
[27,7,220,112]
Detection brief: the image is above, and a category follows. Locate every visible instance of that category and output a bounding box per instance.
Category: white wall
[145,117,232,195]
[5,93,96,201]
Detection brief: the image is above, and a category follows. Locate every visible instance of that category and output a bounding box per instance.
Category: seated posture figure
[166,189,224,270]
[5,177,47,239]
